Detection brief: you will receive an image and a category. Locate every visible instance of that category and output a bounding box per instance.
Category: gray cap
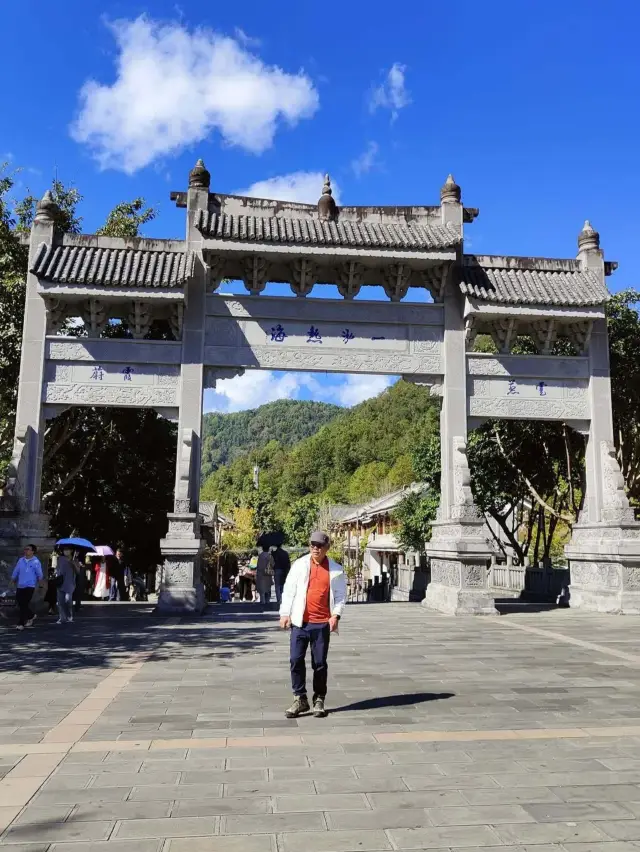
[309,530,330,546]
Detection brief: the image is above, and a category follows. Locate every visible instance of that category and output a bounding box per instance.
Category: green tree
[96,198,156,238]
[393,490,439,551]
[608,289,640,502]
[347,461,390,503]
[284,495,320,546]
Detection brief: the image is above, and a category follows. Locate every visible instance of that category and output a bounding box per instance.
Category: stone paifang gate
[7,160,639,614]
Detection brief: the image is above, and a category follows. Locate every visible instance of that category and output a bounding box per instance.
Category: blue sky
[3,0,638,412]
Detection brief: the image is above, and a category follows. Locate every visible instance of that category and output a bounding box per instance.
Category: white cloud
[333,375,393,406]
[71,16,319,173]
[204,371,393,413]
[351,141,379,177]
[205,370,302,412]
[368,63,411,120]
[238,171,341,205]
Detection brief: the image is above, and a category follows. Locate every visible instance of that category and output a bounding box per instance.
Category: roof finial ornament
[440,173,461,204]
[578,219,600,252]
[189,158,211,190]
[317,172,337,221]
[34,189,60,225]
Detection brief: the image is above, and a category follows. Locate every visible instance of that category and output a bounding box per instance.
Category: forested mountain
[201,399,341,479]
[200,381,439,539]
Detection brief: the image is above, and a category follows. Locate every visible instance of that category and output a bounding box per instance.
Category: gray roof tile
[196,210,460,252]
[31,244,193,288]
[460,258,609,306]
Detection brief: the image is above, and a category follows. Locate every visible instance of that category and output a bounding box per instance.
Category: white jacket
[279,554,347,628]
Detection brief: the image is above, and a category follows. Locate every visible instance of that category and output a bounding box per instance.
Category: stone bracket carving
[128,301,152,340]
[81,298,107,338]
[531,319,557,355]
[169,303,184,341]
[290,258,318,298]
[45,298,68,333]
[421,265,447,302]
[564,320,593,354]
[205,254,225,292]
[487,318,517,354]
[336,261,364,300]
[382,264,412,302]
[243,256,269,295]
[465,316,477,350]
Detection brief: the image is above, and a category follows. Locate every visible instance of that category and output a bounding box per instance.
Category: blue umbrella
[56,537,96,550]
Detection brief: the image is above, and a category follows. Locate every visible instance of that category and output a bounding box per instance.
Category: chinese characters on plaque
[266,323,386,345]
[505,379,548,397]
[90,366,135,382]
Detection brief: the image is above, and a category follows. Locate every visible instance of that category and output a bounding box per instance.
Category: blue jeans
[290,622,330,699]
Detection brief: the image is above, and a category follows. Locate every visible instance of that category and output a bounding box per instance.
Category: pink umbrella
[89,545,114,557]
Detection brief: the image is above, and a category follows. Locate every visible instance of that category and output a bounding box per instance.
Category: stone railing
[489,557,569,599]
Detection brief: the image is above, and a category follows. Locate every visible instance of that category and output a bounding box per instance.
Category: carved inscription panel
[43,361,180,407]
[467,355,590,421]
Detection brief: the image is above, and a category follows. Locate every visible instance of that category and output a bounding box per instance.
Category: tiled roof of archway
[31,244,193,288]
[195,209,461,252]
[460,257,610,306]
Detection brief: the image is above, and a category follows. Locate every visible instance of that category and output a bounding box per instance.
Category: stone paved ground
[4,603,640,850]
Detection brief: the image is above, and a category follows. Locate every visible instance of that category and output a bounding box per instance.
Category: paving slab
[8,604,640,851]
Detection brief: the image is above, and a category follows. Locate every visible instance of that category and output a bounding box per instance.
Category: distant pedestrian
[73,555,85,613]
[256,545,274,605]
[55,547,76,625]
[113,549,129,601]
[279,531,346,719]
[44,565,58,615]
[273,544,291,607]
[10,544,44,631]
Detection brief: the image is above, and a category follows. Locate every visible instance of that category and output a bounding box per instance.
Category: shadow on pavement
[331,692,455,713]
[0,602,271,675]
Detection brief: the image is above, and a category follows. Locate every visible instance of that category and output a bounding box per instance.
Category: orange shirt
[303,557,331,623]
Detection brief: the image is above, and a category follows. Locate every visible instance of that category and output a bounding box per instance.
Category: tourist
[10,544,44,631]
[113,549,129,601]
[249,550,259,601]
[43,564,58,616]
[279,531,346,718]
[55,547,76,625]
[92,556,109,600]
[273,544,291,607]
[256,545,274,605]
[73,554,85,613]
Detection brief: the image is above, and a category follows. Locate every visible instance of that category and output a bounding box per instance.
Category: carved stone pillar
[4,192,58,568]
[423,273,496,615]
[157,160,208,615]
[566,319,640,612]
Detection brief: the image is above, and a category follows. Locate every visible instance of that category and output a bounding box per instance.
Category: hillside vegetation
[200,381,439,540]
[201,399,341,479]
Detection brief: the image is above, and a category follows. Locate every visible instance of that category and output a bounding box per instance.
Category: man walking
[279,531,346,719]
[11,544,44,631]
[273,543,291,607]
[55,547,76,625]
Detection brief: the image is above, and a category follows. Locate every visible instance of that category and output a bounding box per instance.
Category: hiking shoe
[16,625,24,631]
[26,617,35,628]
[313,697,327,718]
[285,695,310,718]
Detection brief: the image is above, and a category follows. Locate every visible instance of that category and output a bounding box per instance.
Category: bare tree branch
[493,426,574,524]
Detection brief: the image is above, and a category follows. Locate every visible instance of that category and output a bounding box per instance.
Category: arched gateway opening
[4,163,636,615]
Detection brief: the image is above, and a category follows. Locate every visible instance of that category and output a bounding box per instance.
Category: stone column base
[423,519,498,616]
[422,580,497,615]
[157,584,206,614]
[566,522,640,614]
[157,512,206,615]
